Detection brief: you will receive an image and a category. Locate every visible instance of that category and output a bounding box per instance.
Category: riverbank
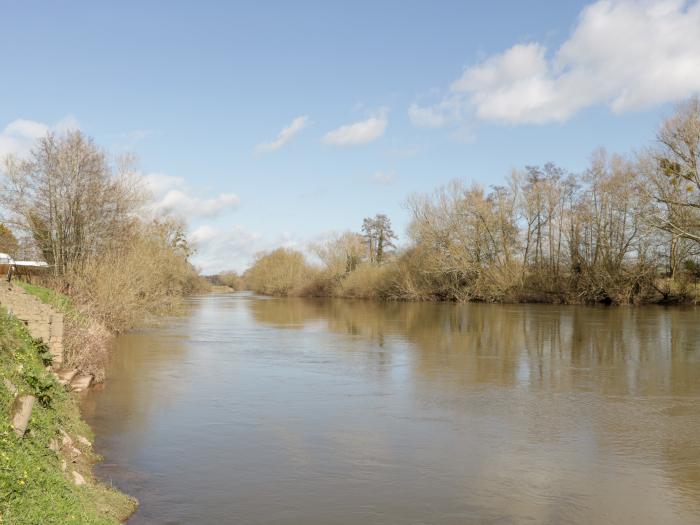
[0,299,136,524]
[243,249,699,306]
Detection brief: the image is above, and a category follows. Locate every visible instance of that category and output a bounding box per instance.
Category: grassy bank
[0,308,136,524]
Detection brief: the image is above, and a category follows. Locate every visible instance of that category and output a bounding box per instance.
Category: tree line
[242,97,700,304]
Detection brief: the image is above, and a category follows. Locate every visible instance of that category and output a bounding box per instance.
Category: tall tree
[362,214,397,264]
[0,131,142,275]
[646,97,700,244]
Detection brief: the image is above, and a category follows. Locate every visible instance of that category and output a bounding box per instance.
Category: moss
[0,309,136,524]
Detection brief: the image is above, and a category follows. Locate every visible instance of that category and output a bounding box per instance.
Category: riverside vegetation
[0,131,207,522]
[242,98,700,305]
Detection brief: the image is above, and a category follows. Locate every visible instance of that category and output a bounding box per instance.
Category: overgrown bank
[0,129,208,522]
[0,306,136,524]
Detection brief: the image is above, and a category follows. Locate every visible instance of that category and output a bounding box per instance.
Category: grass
[14,281,79,319]
[0,308,136,524]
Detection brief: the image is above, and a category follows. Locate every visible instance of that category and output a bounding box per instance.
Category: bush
[244,248,316,296]
[335,263,391,299]
[62,221,206,333]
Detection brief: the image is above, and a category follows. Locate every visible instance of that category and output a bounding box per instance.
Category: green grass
[0,308,136,524]
[14,281,76,318]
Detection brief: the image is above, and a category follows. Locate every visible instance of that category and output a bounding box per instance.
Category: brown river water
[81,292,700,525]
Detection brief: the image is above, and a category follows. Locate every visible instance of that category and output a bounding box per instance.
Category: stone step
[55,369,78,386]
[0,286,67,373]
[70,374,93,392]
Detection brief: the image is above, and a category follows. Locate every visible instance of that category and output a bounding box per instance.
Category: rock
[59,428,73,447]
[70,374,93,392]
[56,369,78,387]
[2,378,18,396]
[48,438,60,453]
[76,435,92,448]
[10,395,36,436]
[72,471,86,486]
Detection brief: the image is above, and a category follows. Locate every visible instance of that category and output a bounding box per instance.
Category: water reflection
[250,297,700,394]
[84,293,700,524]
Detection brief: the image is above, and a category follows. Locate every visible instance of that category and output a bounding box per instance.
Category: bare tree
[312,231,365,277]
[0,130,143,275]
[645,97,700,244]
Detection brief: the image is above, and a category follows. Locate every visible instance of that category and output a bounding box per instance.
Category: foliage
[61,219,205,333]
[362,214,397,264]
[0,224,18,256]
[0,309,136,524]
[244,248,316,296]
[207,271,243,290]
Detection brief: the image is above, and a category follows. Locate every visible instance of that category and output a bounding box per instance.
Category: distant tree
[362,214,397,264]
[0,224,18,256]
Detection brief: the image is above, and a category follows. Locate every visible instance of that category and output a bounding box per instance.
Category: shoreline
[1,283,137,524]
[248,289,700,307]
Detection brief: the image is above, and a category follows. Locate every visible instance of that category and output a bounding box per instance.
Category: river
[81,292,700,524]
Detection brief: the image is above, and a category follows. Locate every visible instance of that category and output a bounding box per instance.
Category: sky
[1,0,700,272]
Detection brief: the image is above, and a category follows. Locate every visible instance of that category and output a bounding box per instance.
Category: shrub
[244,248,316,296]
[63,221,206,333]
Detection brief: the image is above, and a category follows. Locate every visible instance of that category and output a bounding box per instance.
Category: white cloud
[4,119,49,139]
[142,172,185,195]
[322,108,388,146]
[371,170,397,185]
[142,172,239,220]
[150,189,239,219]
[190,224,219,244]
[190,224,301,273]
[411,0,700,126]
[255,115,309,155]
[0,115,79,160]
[0,120,47,160]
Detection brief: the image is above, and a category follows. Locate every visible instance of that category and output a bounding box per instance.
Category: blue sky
[1,1,699,272]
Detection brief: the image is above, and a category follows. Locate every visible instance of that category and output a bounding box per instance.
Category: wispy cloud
[371,170,397,185]
[255,115,309,155]
[385,145,423,158]
[142,172,185,195]
[113,128,155,151]
[408,103,453,128]
[322,108,388,146]
[410,0,700,127]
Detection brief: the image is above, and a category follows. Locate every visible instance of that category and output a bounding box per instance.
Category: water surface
[82,293,700,524]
